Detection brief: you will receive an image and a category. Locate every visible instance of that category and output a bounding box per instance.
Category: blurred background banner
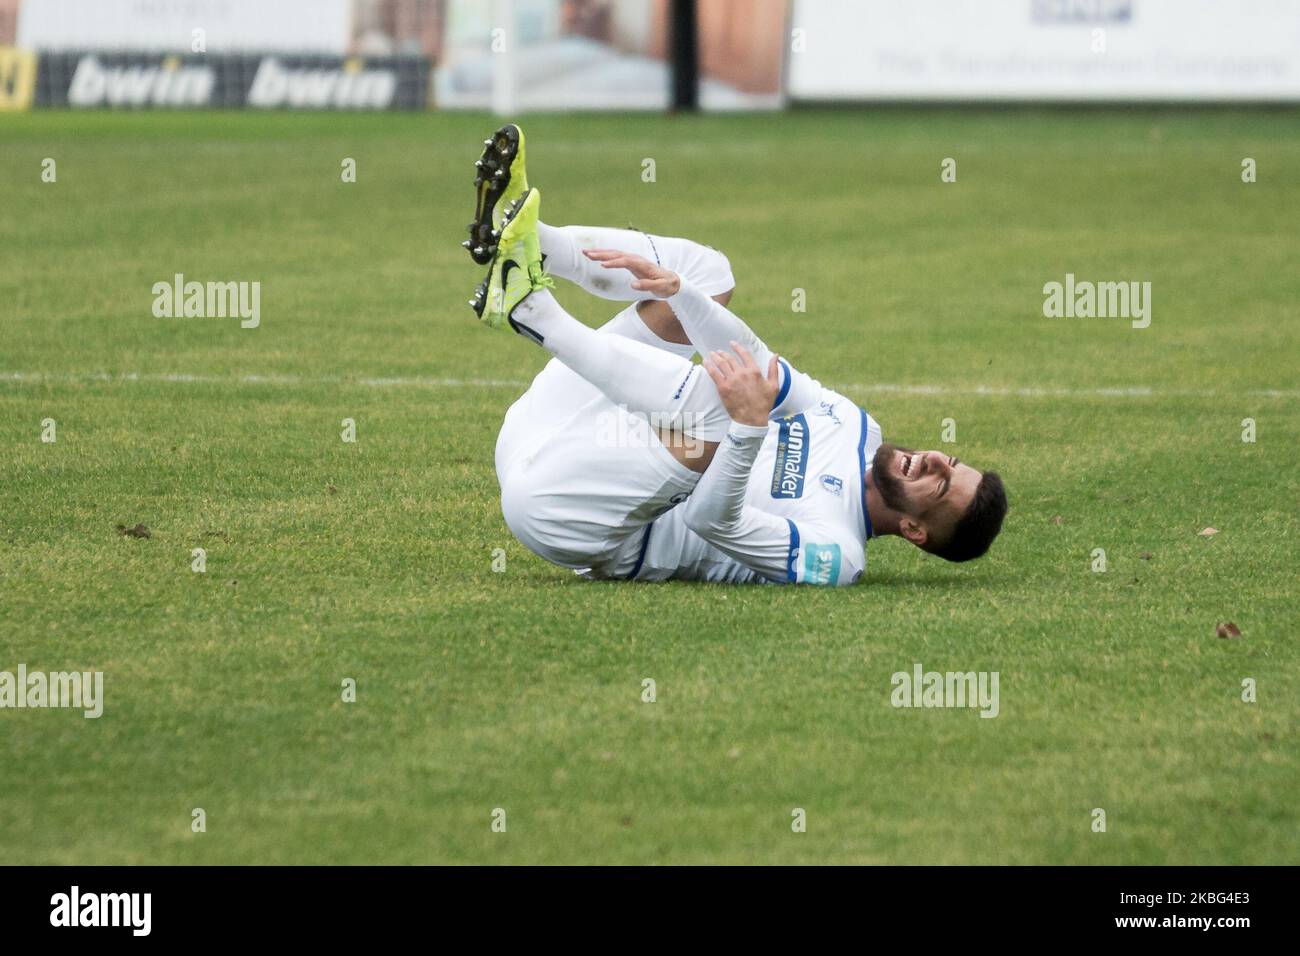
[787,0,1300,102]
[4,0,429,110]
[2,0,1299,111]
[0,0,789,111]
[433,0,786,110]
[30,52,429,110]
[15,0,353,53]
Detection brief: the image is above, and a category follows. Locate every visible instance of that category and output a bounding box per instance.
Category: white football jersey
[632,385,882,586]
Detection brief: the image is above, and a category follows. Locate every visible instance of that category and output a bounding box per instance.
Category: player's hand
[703,342,779,428]
[583,249,681,298]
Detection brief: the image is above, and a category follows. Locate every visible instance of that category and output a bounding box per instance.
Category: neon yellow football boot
[463,123,529,265]
[469,186,552,335]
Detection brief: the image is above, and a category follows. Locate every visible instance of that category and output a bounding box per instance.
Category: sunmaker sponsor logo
[770,413,810,498]
[0,664,103,718]
[50,886,150,936]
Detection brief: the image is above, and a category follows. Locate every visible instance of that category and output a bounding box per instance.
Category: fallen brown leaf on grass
[116,523,151,539]
[1198,527,1219,537]
[1215,621,1242,639]
[1139,552,1153,560]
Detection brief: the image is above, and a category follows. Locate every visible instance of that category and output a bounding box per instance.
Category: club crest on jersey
[770,414,810,499]
[818,474,843,497]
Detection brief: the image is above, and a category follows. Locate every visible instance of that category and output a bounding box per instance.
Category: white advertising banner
[787,0,1300,101]
[17,0,353,53]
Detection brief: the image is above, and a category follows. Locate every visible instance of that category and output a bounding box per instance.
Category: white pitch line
[0,371,531,389]
[0,371,1295,400]
[839,383,1300,399]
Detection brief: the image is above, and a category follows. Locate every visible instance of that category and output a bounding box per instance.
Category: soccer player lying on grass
[465,125,1007,586]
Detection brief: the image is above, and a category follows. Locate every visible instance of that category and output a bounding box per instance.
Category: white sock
[538,223,655,300]
[538,222,735,301]
[511,289,730,441]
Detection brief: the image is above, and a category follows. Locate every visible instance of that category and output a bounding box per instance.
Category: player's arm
[680,418,794,582]
[681,345,851,585]
[583,249,823,418]
[663,281,824,418]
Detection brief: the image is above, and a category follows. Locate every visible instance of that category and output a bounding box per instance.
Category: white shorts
[496,357,700,579]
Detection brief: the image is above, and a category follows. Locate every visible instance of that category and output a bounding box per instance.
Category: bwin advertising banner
[32,52,430,110]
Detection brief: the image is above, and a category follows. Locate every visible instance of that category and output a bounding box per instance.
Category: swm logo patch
[801,542,842,585]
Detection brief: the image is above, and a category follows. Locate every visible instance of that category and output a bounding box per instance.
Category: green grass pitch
[1,108,1296,864]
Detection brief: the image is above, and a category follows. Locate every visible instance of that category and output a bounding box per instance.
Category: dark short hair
[928,471,1007,563]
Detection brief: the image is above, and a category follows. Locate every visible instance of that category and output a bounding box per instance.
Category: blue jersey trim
[672,365,696,400]
[857,406,873,539]
[772,358,792,412]
[785,518,800,583]
[628,522,655,580]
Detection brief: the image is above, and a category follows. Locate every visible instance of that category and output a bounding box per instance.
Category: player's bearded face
[872,443,935,516]
[872,443,984,548]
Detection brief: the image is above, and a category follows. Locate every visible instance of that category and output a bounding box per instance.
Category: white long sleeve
[665,282,824,418]
[680,421,796,583]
